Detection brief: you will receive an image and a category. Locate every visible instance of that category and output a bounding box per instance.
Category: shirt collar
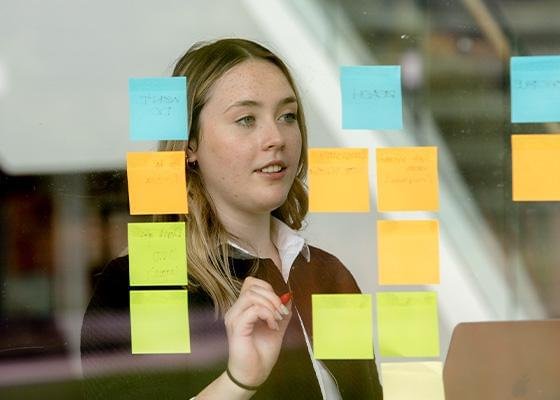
[228,217,310,282]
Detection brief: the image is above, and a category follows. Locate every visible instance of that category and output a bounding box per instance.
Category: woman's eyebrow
[224,96,297,113]
[225,99,260,112]
[278,96,297,106]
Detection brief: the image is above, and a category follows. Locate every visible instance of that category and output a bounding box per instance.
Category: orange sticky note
[378,220,440,285]
[308,148,370,212]
[127,151,188,215]
[376,147,438,211]
[512,134,560,201]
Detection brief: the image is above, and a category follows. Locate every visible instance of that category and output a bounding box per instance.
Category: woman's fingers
[228,287,282,323]
[226,302,280,333]
[237,277,289,318]
[225,277,290,333]
[245,304,280,331]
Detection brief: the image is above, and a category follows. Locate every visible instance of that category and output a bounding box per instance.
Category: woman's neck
[219,211,280,266]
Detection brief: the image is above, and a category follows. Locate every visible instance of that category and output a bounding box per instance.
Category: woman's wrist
[196,372,255,400]
[225,367,261,392]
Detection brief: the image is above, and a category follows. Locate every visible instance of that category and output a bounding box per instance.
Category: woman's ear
[186,142,197,162]
[186,143,200,170]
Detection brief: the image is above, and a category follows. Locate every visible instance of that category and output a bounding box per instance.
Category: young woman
[81,38,383,399]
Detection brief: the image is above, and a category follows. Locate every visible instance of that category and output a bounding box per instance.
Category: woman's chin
[253,195,289,215]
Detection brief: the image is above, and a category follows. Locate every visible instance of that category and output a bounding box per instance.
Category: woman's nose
[261,120,286,150]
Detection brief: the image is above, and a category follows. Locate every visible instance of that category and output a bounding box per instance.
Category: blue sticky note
[129,77,188,140]
[511,56,560,123]
[341,66,403,130]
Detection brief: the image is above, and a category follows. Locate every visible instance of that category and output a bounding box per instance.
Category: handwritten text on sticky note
[128,222,187,286]
[377,291,440,357]
[129,77,188,140]
[130,290,190,354]
[308,148,370,212]
[312,294,373,359]
[127,151,188,215]
[378,220,440,285]
[376,147,438,211]
[512,134,560,201]
[511,56,560,123]
[340,65,403,130]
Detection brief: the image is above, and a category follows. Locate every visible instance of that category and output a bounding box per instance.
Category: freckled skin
[189,60,302,220]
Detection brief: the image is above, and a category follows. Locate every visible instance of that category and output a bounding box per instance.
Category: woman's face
[190,59,302,219]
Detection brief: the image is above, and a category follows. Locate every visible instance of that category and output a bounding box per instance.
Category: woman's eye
[280,112,297,123]
[236,115,255,127]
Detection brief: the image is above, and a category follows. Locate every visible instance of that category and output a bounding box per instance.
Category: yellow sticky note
[128,222,187,286]
[377,220,439,285]
[381,362,444,400]
[376,147,438,211]
[127,151,188,215]
[377,292,440,357]
[309,148,370,212]
[312,294,373,359]
[512,134,560,201]
[130,290,190,354]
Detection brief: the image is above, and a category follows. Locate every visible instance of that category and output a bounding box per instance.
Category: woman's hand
[224,277,292,388]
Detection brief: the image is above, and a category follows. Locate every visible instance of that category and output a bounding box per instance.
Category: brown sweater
[81,246,383,399]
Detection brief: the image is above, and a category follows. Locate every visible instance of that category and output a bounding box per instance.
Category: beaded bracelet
[226,367,260,391]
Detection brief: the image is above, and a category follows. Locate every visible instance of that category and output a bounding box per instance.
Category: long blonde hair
[157,38,309,315]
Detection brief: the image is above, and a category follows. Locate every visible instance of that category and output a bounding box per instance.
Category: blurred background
[1,0,559,398]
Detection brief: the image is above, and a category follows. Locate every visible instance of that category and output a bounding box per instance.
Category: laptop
[443,320,560,399]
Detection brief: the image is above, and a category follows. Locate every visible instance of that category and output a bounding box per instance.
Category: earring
[187,160,198,169]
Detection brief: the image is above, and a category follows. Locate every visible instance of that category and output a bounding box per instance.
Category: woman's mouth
[258,164,285,173]
[255,164,288,179]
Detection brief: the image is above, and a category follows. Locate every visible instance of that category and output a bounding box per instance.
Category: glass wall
[1,0,559,398]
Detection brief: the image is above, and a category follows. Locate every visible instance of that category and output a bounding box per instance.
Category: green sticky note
[128,222,187,286]
[130,290,190,354]
[377,292,440,357]
[312,294,373,359]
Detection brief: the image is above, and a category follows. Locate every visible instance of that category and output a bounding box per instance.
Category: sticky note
[512,134,560,201]
[127,151,188,215]
[130,290,190,354]
[128,222,187,286]
[510,56,560,123]
[377,220,440,285]
[308,148,370,212]
[129,77,188,140]
[377,292,440,357]
[312,294,373,359]
[340,65,403,130]
[376,147,438,211]
[381,362,444,400]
